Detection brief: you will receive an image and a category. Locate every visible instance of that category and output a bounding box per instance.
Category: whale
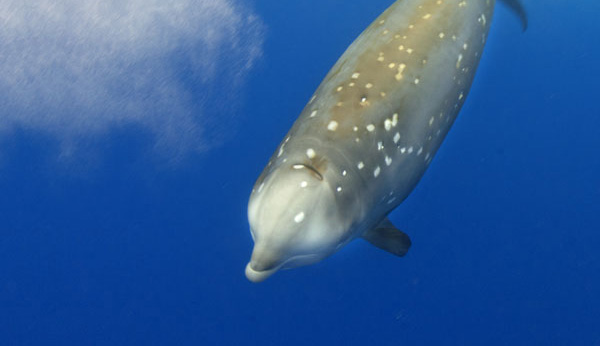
[246,0,526,282]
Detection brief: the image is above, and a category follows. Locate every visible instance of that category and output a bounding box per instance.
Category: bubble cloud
[0,0,265,158]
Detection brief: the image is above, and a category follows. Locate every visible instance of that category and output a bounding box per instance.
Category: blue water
[1,1,599,345]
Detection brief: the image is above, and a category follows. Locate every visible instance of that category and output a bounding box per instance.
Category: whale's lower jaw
[245,262,279,283]
[245,253,325,282]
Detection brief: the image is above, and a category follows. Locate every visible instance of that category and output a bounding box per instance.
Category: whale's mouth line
[245,262,282,283]
[245,253,323,282]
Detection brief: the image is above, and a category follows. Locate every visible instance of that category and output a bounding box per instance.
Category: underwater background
[1,0,599,345]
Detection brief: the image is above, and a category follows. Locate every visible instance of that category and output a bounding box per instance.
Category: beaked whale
[246,0,527,282]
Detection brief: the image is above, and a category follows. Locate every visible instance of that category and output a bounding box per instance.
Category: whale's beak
[245,262,279,283]
[245,242,283,283]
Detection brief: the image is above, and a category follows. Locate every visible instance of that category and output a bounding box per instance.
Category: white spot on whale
[384,119,392,131]
[456,54,463,69]
[294,212,305,223]
[328,121,339,131]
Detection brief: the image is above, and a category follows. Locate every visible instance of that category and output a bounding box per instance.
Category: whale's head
[246,162,349,282]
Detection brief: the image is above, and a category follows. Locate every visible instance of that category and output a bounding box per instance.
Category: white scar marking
[306,148,316,159]
[337,186,343,192]
[393,132,401,143]
[358,162,365,169]
[342,170,347,176]
[300,181,308,188]
[395,63,407,81]
[328,120,339,131]
[294,212,305,223]
[366,124,375,132]
[385,156,392,166]
[456,54,463,69]
[374,166,381,177]
[384,119,392,131]
[310,110,318,117]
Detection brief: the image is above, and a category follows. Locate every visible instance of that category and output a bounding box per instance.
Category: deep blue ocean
[1,1,599,345]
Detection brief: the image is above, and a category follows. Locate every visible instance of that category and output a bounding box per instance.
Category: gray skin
[246,0,503,282]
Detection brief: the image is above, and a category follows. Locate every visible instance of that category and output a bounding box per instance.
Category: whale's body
[246,0,521,282]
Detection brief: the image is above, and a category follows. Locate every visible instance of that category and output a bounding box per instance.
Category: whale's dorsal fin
[499,0,528,32]
[362,218,411,257]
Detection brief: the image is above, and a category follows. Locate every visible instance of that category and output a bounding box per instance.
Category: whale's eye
[291,163,323,181]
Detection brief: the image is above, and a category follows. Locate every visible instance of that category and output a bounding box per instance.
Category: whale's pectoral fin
[362,218,411,257]
[499,0,528,32]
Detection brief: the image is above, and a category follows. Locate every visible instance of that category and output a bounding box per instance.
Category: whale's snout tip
[245,262,276,283]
